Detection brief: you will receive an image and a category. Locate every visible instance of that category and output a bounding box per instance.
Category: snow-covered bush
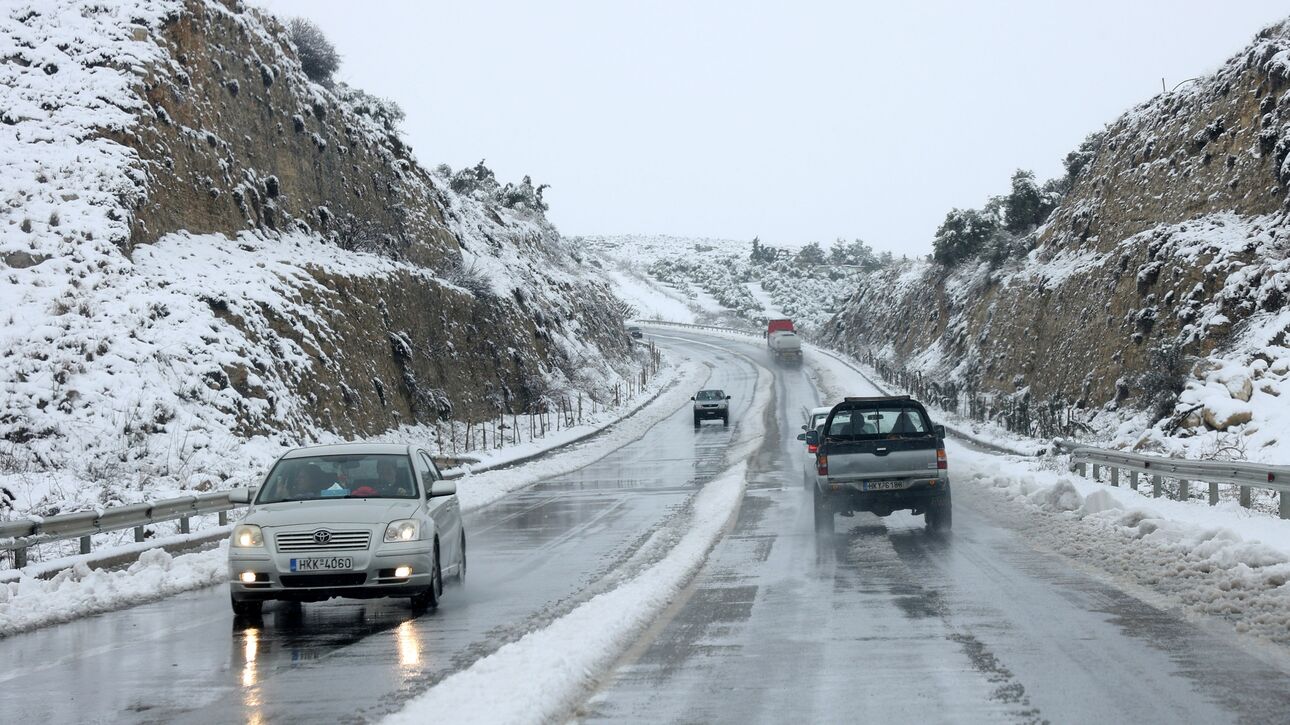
[287,17,340,85]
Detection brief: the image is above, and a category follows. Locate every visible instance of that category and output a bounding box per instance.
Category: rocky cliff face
[820,19,1290,455]
[0,0,632,503]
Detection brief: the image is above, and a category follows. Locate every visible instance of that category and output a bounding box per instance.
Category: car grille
[280,573,367,588]
[275,530,371,553]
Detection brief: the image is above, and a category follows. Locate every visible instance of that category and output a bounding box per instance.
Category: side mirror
[228,487,255,505]
[804,430,820,445]
[689,396,695,400]
[933,424,946,439]
[796,433,806,441]
[429,479,457,498]
[726,395,731,400]
[800,424,809,431]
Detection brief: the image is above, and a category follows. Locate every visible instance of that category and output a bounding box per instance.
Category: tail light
[807,443,818,454]
[936,449,947,470]
[816,454,828,476]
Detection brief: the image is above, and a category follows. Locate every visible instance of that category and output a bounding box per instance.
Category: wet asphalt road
[5,329,1290,724]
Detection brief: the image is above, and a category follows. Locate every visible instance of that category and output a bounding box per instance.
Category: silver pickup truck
[801,395,950,533]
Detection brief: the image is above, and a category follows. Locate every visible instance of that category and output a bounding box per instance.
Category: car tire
[456,530,467,585]
[813,486,834,534]
[693,416,701,429]
[722,415,729,427]
[231,595,262,618]
[926,497,952,532]
[411,543,443,611]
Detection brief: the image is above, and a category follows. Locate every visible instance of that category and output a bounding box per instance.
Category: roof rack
[842,395,911,402]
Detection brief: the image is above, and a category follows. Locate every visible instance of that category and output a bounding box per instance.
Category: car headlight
[384,519,422,543]
[231,524,264,548]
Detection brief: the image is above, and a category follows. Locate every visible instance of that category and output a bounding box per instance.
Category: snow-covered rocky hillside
[818,19,1290,464]
[0,0,637,518]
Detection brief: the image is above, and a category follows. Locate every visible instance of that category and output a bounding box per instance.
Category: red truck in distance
[766,318,795,336]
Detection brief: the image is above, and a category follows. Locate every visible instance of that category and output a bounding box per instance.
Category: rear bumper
[818,478,950,515]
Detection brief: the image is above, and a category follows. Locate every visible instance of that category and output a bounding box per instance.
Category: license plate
[290,557,353,572]
[862,480,907,491]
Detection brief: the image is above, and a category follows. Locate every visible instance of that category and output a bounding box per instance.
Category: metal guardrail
[635,319,760,337]
[1055,438,1290,518]
[1,463,474,571]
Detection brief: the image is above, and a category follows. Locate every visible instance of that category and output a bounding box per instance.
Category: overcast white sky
[255,1,1286,254]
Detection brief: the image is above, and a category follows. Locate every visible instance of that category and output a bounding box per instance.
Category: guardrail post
[135,526,145,543]
[1075,462,1086,477]
[1152,474,1162,498]
[1281,492,1290,520]
[1129,471,1139,491]
[80,535,91,555]
[179,516,190,535]
[1240,486,1251,509]
[1208,482,1219,506]
[1091,464,1100,481]
[1178,479,1190,501]
[218,511,228,526]
[14,546,26,568]
[1110,468,1119,487]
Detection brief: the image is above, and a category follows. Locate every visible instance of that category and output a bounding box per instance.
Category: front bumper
[229,541,435,602]
[694,407,727,419]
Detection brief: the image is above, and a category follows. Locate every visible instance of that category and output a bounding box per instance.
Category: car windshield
[257,454,418,503]
[696,390,725,401]
[824,405,931,440]
[811,413,829,430]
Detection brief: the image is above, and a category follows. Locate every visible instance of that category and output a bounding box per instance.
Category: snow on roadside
[382,345,775,725]
[451,360,706,512]
[0,543,227,637]
[604,268,697,323]
[955,446,1290,647]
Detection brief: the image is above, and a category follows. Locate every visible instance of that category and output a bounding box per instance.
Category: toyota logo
[313,530,332,544]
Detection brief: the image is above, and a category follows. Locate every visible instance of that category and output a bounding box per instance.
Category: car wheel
[411,543,443,611]
[231,595,262,618]
[456,530,467,585]
[722,415,729,427]
[926,497,952,532]
[813,486,834,534]
[693,416,701,429]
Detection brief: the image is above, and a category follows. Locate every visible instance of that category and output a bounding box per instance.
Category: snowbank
[0,544,227,637]
[958,446,1290,646]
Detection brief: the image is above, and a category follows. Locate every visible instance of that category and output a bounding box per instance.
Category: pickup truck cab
[802,396,950,533]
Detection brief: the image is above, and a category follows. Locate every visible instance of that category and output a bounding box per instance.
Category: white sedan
[800,406,832,488]
[227,442,465,616]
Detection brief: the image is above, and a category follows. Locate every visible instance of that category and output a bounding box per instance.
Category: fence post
[1151,474,1162,498]
[1239,485,1251,509]
[1208,482,1219,506]
[1110,468,1119,487]
[1178,479,1189,501]
[80,535,91,555]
